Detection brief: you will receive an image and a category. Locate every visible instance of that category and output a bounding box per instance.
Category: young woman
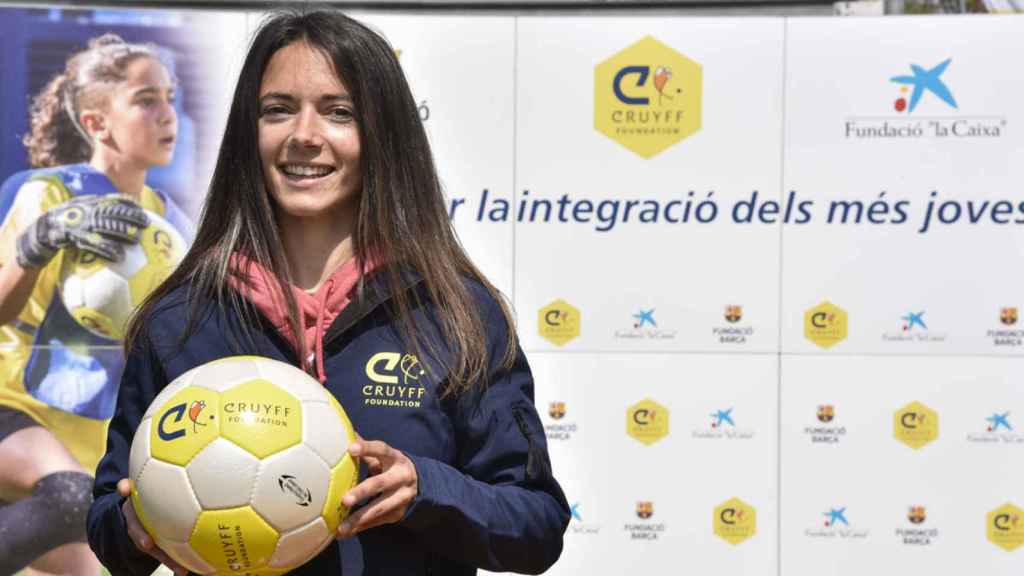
[87,10,569,576]
[0,34,188,575]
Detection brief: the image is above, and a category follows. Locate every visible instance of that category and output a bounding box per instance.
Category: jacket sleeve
[86,333,167,576]
[400,305,571,574]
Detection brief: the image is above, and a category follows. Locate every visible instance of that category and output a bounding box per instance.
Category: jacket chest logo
[362,352,427,409]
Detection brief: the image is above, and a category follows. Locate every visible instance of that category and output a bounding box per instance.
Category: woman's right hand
[117,478,189,576]
[16,196,149,269]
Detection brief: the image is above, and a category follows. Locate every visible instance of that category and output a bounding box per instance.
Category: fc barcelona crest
[908,506,926,525]
[549,401,566,420]
[636,501,654,519]
[1001,307,1018,326]
[817,405,835,423]
[725,305,743,324]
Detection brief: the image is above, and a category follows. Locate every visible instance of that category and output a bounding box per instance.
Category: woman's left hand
[336,439,418,539]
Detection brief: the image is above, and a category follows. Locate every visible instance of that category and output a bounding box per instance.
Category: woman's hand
[117,478,189,576]
[335,440,418,539]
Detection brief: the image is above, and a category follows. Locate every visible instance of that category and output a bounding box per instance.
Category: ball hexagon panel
[251,445,330,533]
[269,516,331,570]
[134,458,202,542]
[191,356,268,394]
[301,401,350,468]
[149,385,221,467]
[129,418,151,484]
[322,453,358,534]
[190,506,279,573]
[156,538,215,575]
[186,438,261,510]
[220,378,302,459]
[255,359,330,404]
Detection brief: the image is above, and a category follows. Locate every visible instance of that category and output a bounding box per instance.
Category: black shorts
[0,405,42,444]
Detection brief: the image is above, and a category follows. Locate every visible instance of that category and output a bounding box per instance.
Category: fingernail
[349,443,361,454]
[340,520,351,532]
[140,536,150,549]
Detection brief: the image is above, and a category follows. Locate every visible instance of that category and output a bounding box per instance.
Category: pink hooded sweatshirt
[228,254,364,384]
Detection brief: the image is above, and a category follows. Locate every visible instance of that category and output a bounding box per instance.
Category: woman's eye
[138,98,156,108]
[329,108,353,121]
[261,105,289,116]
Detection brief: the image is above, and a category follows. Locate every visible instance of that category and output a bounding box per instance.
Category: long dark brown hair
[126,9,516,394]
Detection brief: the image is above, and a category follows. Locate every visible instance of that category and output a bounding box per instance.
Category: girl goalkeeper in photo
[88,10,569,576]
[0,34,191,575]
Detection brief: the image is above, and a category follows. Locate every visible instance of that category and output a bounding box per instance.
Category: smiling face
[95,56,178,168]
[258,41,362,222]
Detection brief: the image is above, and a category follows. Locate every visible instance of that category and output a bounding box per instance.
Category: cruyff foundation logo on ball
[805,404,846,444]
[714,304,753,345]
[624,501,666,541]
[988,503,1024,552]
[626,398,669,446]
[362,351,427,409]
[692,407,754,441]
[896,505,939,546]
[538,299,581,346]
[988,307,1024,348]
[714,498,756,545]
[894,401,939,450]
[806,507,870,540]
[544,401,578,441]
[967,411,1024,446]
[804,301,848,349]
[845,58,1006,140]
[882,310,946,344]
[594,35,702,158]
[613,308,677,341]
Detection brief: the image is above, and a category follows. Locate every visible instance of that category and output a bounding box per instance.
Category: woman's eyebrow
[259,92,352,103]
[131,86,171,98]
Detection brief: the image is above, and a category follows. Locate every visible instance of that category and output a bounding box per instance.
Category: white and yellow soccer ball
[129,356,359,575]
[59,209,186,341]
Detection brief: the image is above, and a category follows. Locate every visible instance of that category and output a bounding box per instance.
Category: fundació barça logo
[594,36,702,158]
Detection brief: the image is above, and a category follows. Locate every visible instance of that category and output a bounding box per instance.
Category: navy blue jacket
[87,276,570,576]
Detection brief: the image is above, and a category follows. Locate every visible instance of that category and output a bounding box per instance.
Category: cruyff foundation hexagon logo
[627,398,669,445]
[894,401,939,450]
[714,498,757,545]
[988,503,1024,552]
[594,35,702,159]
[538,299,581,346]
[804,301,848,349]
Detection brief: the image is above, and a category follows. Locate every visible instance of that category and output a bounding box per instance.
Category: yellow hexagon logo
[894,401,939,450]
[190,506,279,573]
[714,498,757,545]
[538,299,581,347]
[221,379,302,459]
[804,301,848,349]
[150,386,221,467]
[626,398,669,446]
[594,35,702,159]
[988,503,1024,552]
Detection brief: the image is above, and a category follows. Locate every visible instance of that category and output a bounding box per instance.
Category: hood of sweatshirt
[228,253,364,383]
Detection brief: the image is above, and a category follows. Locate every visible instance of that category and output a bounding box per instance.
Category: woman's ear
[80,109,108,143]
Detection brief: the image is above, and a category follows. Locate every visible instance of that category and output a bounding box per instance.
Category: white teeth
[281,165,333,177]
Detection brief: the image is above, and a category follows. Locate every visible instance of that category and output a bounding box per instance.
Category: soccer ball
[59,209,186,341]
[128,356,359,575]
